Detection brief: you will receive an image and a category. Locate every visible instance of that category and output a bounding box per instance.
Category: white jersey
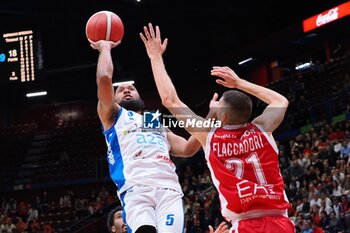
[103,107,182,195]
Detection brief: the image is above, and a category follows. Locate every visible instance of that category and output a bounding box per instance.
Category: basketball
[85,11,124,42]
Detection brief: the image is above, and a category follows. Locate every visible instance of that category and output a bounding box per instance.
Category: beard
[119,98,145,112]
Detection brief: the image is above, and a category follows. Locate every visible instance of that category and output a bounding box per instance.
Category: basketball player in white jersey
[140,23,295,233]
[88,39,227,233]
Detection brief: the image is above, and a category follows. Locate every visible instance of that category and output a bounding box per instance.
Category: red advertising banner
[303,1,350,32]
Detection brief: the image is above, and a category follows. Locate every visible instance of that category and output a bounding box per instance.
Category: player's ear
[111,226,116,232]
[222,111,229,123]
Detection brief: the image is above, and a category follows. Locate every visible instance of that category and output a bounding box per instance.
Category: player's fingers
[208,225,214,233]
[212,67,228,75]
[211,70,227,78]
[163,38,168,49]
[216,79,228,86]
[156,25,161,39]
[110,41,121,48]
[149,23,155,38]
[90,43,96,49]
[219,222,226,228]
[139,32,147,43]
[212,93,219,101]
[143,26,151,40]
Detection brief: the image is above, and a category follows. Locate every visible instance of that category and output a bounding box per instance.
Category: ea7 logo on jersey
[143,110,161,129]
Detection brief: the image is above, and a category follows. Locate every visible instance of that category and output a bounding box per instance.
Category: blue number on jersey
[165,214,174,226]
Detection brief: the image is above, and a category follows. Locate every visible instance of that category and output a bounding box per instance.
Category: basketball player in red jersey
[140,23,295,233]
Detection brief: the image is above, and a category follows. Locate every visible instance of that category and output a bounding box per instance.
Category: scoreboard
[0,30,44,84]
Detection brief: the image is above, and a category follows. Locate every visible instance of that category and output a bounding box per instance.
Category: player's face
[115,84,140,103]
[112,210,126,233]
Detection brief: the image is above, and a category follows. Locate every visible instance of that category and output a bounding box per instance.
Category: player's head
[115,84,145,112]
[107,206,127,233]
[217,90,252,125]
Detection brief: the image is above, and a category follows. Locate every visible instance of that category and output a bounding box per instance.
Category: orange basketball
[85,11,124,42]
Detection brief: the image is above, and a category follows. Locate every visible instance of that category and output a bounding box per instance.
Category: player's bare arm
[89,39,121,130]
[211,66,288,134]
[140,23,209,146]
[166,93,219,157]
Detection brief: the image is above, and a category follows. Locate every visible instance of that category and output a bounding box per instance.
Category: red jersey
[205,123,290,223]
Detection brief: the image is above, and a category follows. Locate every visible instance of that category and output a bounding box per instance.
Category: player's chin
[123,96,133,101]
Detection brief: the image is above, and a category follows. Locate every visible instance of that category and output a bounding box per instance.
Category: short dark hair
[222,90,252,123]
[107,206,122,233]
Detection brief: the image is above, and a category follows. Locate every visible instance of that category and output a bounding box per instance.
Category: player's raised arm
[140,23,210,145]
[89,39,121,130]
[211,66,288,133]
[166,93,219,157]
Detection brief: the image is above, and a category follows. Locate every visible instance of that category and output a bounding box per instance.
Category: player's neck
[222,122,247,129]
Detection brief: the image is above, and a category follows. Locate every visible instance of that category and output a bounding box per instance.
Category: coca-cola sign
[316,8,339,26]
[303,1,350,32]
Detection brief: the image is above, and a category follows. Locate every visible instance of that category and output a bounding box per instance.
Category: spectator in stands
[332,196,342,220]
[344,174,350,191]
[301,220,312,233]
[332,180,343,197]
[107,206,127,233]
[15,217,26,233]
[0,217,15,233]
[26,205,38,225]
[311,221,324,233]
[288,160,305,179]
[340,139,350,160]
[340,195,350,228]
[319,199,333,216]
[329,211,342,232]
[319,210,330,230]
[309,210,320,226]
[279,150,290,170]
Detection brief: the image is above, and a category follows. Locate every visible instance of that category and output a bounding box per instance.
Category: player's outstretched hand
[140,23,168,60]
[211,66,243,89]
[207,92,219,119]
[209,222,229,233]
[88,39,121,52]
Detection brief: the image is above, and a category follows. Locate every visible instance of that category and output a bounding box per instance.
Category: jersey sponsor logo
[237,180,281,204]
[107,144,115,165]
[213,134,236,139]
[135,133,168,153]
[157,155,175,166]
[127,111,135,121]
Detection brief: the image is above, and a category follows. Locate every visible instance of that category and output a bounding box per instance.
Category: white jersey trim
[205,127,232,223]
[253,123,278,154]
[102,107,123,133]
[205,127,216,161]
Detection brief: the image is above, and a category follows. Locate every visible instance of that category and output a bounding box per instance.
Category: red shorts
[231,216,295,233]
